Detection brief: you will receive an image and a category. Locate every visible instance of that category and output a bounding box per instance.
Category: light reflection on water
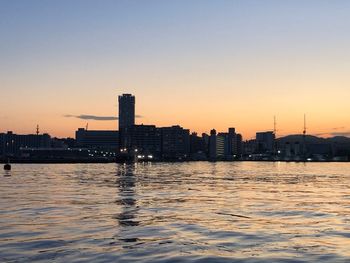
[1,162,350,262]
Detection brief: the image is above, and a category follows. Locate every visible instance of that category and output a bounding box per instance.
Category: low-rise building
[75,128,119,151]
[0,131,51,157]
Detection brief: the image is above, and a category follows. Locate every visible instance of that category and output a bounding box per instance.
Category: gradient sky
[1,0,350,139]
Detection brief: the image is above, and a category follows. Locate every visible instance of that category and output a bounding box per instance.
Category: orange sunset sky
[1,1,349,139]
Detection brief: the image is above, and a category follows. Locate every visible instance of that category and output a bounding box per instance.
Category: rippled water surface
[1,162,350,262]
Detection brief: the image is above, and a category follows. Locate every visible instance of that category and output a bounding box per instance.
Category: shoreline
[1,159,349,164]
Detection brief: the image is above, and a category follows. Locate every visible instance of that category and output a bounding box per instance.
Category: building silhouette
[0,131,51,157]
[4,92,349,162]
[207,128,243,161]
[118,94,135,149]
[75,128,119,151]
[189,132,207,160]
[127,124,162,159]
[216,133,226,159]
[209,129,217,160]
[161,125,190,160]
[118,94,135,129]
[256,131,275,154]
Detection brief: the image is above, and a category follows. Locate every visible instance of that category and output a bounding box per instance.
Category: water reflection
[115,164,139,227]
[3,170,11,177]
[1,162,350,262]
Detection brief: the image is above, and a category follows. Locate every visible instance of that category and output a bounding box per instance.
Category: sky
[1,0,350,139]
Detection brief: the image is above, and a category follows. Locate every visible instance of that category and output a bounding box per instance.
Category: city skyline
[2,92,350,163]
[1,92,348,141]
[1,1,350,138]
[1,90,349,140]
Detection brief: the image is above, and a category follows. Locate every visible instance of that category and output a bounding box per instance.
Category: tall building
[118,94,135,129]
[227,128,243,158]
[118,94,135,149]
[227,128,236,156]
[234,133,243,157]
[209,129,217,160]
[216,133,226,159]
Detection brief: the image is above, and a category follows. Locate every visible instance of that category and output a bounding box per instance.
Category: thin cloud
[332,126,346,130]
[313,132,330,136]
[64,114,142,121]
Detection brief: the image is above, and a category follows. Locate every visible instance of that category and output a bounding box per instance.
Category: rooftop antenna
[86,123,89,131]
[273,115,277,157]
[36,124,40,135]
[302,114,307,160]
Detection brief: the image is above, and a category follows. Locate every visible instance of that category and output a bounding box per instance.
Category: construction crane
[302,114,307,160]
[273,115,277,157]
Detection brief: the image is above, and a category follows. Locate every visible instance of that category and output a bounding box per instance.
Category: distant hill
[277,135,325,144]
[328,136,350,144]
[277,135,350,145]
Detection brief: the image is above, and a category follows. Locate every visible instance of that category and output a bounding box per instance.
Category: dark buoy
[4,163,11,171]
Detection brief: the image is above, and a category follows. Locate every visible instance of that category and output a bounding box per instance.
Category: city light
[1,93,348,163]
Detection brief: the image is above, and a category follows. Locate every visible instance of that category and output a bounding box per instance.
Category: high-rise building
[227,128,236,156]
[118,94,135,129]
[118,94,135,149]
[216,133,226,159]
[235,133,243,157]
[227,128,243,158]
[209,129,217,160]
[202,133,209,155]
